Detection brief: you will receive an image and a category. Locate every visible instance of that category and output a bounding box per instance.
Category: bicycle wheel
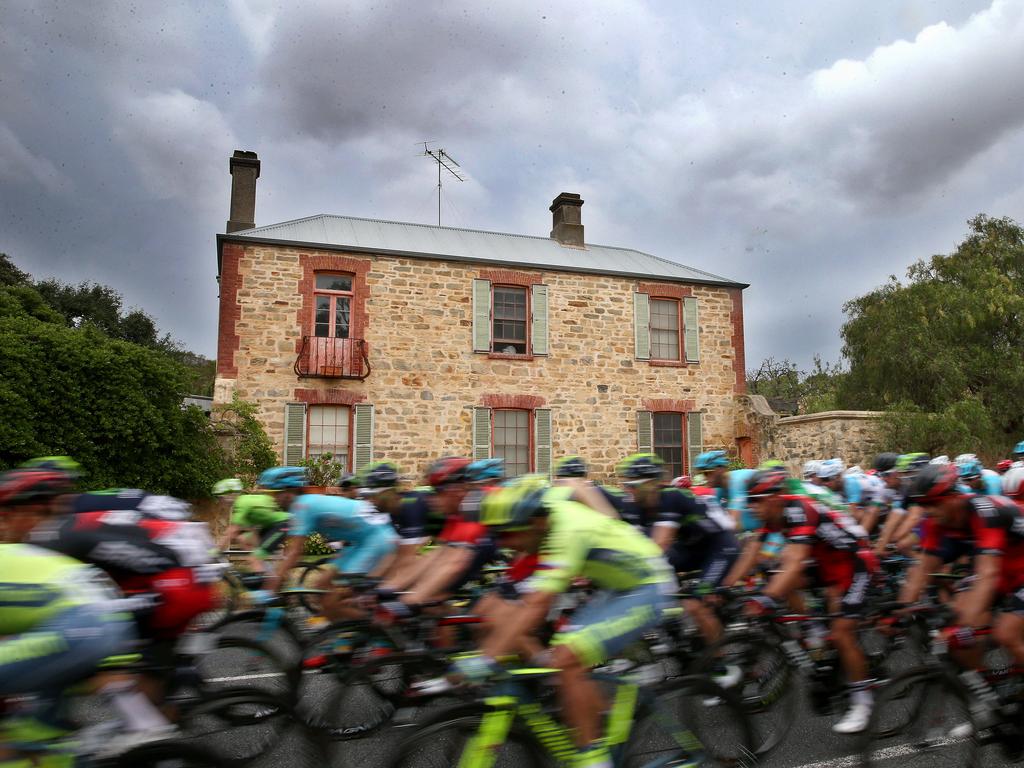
[114,739,224,767]
[178,687,295,762]
[637,674,755,767]
[696,630,798,755]
[860,666,980,767]
[192,635,300,703]
[297,560,329,614]
[386,703,555,768]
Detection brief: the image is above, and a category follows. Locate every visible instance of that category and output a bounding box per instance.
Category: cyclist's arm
[958,553,999,627]
[555,479,618,518]
[481,588,556,658]
[651,523,676,552]
[217,523,242,552]
[383,545,439,592]
[899,552,941,605]
[266,535,306,593]
[763,542,810,602]
[723,536,761,587]
[890,505,923,543]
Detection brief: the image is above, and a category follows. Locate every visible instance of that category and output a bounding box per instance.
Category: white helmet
[930,455,950,465]
[845,465,864,477]
[802,460,821,479]
[816,458,845,480]
[1003,467,1024,499]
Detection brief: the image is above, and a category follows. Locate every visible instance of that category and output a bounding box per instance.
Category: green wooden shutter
[472,279,492,352]
[531,284,549,356]
[284,403,307,466]
[633,292,650,360]
[534,408,552,476]
[472,407,491,460]
[683,297,700,363]
[352,403,374,472]
[687,411,703,474]
[637,410,653,454]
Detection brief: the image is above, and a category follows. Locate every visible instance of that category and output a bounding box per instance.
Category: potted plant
[300,453,344,494]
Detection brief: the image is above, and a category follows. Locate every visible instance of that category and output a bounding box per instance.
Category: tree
[212,394,276,486]
[0,253,31,287]
[837,214,1024,460]
[747,355,845,414]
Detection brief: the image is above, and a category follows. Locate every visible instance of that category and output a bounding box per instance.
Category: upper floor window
[649,298,681,361]
[492,286,528,355]
[314,273,353,339]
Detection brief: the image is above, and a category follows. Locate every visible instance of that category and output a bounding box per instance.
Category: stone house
[214,151,749,481]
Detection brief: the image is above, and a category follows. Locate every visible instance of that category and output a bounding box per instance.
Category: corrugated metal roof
[227,214,745,287]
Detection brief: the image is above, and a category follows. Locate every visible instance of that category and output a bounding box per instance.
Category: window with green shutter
[633,293,650,360]
[472,279,492,352]
[472,407,492,460]
[683,297,700,363]
[531,285,549,355]
[687,411,703,473]
[284,403,307,466]
[636,410,653,454]
[534,408,552,476]
[352,403,374,472]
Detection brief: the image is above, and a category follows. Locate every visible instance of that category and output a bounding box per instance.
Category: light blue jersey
[982,469,1003,496]
[722,469,757,532]
[290,494,392,545]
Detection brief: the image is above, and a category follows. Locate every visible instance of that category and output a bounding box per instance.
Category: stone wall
[215,242,746,482]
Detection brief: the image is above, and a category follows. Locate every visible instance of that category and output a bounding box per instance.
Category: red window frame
[306,403,352,469]
[312,272,355,340]
[649,297,682,362]
[652,411,687,477]
[491,408,533,476]
[491,284,530,356]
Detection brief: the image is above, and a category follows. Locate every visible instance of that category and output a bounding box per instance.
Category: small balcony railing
[295,336,370,380]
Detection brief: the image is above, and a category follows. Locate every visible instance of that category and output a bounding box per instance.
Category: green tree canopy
[837,214,1024,459]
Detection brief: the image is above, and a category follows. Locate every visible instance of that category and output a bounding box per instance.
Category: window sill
[487,352,535,361]
[647,359,691,368]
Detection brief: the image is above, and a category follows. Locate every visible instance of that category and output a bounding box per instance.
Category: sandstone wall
[215,242,745,482]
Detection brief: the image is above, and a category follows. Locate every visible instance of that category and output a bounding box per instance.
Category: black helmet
[873,452,899,473]
[554,456,587,479]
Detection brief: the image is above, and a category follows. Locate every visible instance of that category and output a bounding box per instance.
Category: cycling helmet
[257,466,308,491]
[212,478,243,496]
[953,454,983,480]
[906,464,960,503]
[816,458,846,480]
[466,458,505,484]
[693,450,730,471]
[873,453,899,474]
[997,459,1014,474]
[746,468,789,498]
[1002,467,1024,499]
[426,456,472,487]
[930,455,950,465]
[20,456,83,481]
[671,475,692,489]
[0,468,74,507]
[616,453,665,484]
[758,459,786,471]
[480,474,551,531]
[802,460,821,479]
[553,455,588,479]
[895,453,930,473]
[338,472,357,489]
[356,461,400,491]
[1012,440,1024,458]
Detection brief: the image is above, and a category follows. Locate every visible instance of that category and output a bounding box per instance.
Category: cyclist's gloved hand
[743,594,778,616]
[450,653,502,684]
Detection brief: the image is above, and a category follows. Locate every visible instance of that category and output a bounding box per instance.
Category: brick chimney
[226,150,260,233]
[549,192,584,247]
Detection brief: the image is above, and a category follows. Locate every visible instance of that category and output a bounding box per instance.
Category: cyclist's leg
[830,565,875,733]
[249,521,289,574]
[993,587,1024,666]
[324,531,397,620]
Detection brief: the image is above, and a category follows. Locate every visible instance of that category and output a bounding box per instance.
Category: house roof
[219,213,747,288]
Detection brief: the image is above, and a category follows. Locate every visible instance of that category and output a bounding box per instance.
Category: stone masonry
[215,241,746,482]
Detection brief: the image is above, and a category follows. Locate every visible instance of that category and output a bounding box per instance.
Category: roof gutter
[215,233,749,290]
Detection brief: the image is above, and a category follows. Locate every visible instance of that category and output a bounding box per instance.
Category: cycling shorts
[808,549,877,619]
[254,521,290,559]
[120,567,220,639]
[443,538,499,594]
[670,533,738,591]
[330,529,397,575]
[0,603,136,697]
[552,581,676,667]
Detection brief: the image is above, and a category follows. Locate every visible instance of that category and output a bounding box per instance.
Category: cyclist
[455,474,675,768]
[216,481,290,578]
[355,461,429,582]
[617,453,737,653]
[954,453,1003,496]
[842,466,887,533]
[727,467,878,733]
[1013,441,1024,469]
[262,466,397,621]
[694,449,757,534]
[813,458,848,508]
[551,455,623,517]
[998,459,1014,475]
[901,464,1024,667]
[874,452,929,555]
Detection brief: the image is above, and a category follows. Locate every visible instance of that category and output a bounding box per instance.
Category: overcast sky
[4,1,1023,370]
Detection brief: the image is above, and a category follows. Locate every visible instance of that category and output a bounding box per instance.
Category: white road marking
[792,737,964,768]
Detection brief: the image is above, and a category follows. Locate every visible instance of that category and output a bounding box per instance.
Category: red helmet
[0,468,73,508]
[906,464,960,503]
[426,457,472,488]
[671,475,692,489]
[746,469,788,498]
[997,459,1013,474]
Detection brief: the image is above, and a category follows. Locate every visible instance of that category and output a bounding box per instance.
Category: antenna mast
[419,142,464,225]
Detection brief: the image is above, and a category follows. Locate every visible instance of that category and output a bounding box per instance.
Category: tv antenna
[419,142,464,225]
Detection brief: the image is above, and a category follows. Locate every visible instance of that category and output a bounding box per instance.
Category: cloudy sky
[4,1,1024,370]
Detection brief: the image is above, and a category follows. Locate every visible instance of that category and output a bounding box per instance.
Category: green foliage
[0,253,31,287]
[747,355,845,414]
[301,452,343,487]
[213,394,276,487]
[838,214,1024,457]
[0,300,227,498]
[304,532,334,556]
[0,284,65,324]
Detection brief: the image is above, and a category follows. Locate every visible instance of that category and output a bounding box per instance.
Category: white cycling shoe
[832,702,872,734]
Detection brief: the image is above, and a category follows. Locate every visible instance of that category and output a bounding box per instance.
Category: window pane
[492,287,528,351]
[316,274,352,292]
[650,299,680,360]
[315,296,331,337]
[653,413,684,478]
[493,409,530,477]
[308,405,350,463]
[335,297,350,339]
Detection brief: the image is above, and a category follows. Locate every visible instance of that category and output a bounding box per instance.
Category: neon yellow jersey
[526,500,672,594]
[0,544,116,634]
[231,493,289,529]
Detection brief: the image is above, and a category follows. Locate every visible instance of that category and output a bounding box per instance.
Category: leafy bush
[304,532,335,556]
[213,394,276,487]
[301,452,343,487]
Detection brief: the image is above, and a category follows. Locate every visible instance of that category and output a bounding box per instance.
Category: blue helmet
[954,454,982,480]
[693,450,729,471]
[258,466,307,490]
[467,458,505,483]
[1014,441,1024,458]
